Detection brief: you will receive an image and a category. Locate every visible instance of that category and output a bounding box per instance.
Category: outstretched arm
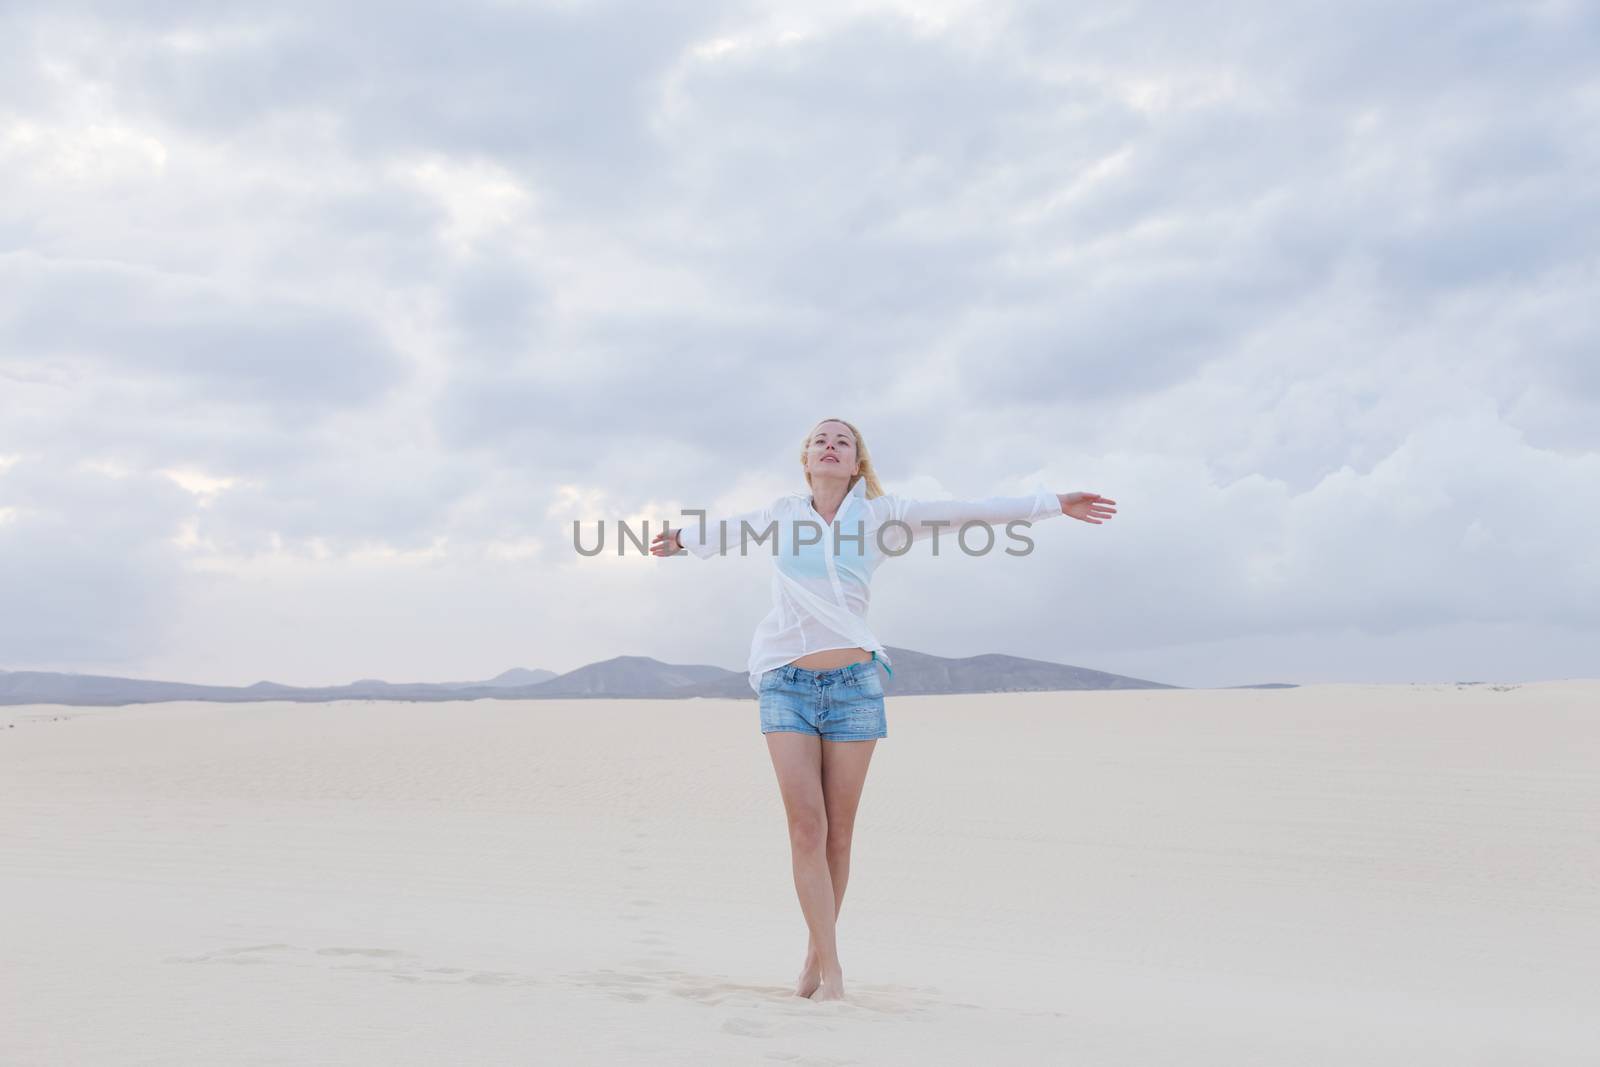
[881,489,1117,552]
[651,503,777,559]
[648,527,685,557]
[1058,492,1117,523]
[885,489,1059,551]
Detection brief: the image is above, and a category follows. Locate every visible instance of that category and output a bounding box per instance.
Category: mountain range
[0,649,1296,707]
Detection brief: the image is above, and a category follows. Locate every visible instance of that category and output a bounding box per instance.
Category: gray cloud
[2,0,1595,685]
[0,459,191,666]
[53,0,740,204]
[1,254,410,415]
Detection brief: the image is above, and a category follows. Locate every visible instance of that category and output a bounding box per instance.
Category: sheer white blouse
[677,477,1062,692]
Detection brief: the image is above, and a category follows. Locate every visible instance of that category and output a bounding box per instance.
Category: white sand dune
[3,681,1597,1064]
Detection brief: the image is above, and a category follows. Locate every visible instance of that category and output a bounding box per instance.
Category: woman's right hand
[650,528,683,557]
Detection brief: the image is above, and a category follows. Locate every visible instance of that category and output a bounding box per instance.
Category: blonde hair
[801,417,885,499]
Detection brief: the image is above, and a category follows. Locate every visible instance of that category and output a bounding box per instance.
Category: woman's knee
[787,810,827,852]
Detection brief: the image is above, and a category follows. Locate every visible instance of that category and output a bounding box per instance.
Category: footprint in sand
[164,944,543,988]
[170,945,981,1028]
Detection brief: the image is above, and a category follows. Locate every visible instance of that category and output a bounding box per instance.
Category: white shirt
[678,477,1062,692]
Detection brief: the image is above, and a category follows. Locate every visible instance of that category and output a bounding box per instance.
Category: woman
[649,418,1116,1002]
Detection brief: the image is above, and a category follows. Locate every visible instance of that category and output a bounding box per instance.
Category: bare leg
[796,738,877,999]
[765,732,851,1000]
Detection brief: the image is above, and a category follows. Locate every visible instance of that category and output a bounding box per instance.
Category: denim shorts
[758,658,888,741]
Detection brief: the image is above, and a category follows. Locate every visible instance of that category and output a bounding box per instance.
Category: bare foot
[810,965,845,1002]
[794,948,821,997]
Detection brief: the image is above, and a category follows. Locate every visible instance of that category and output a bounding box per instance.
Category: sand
[3,681,1597,1065]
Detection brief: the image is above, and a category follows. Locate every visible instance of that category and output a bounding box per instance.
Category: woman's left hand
[1057,492,1117,523]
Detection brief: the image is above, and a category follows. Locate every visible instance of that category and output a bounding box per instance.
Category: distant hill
[0,648,1273,707]
[0,667,560,707]
[522,655,738,698]
[439,667,557,689]
[856,646,1174,695]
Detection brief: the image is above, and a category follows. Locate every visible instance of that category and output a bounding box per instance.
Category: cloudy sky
[2,0,1596,689]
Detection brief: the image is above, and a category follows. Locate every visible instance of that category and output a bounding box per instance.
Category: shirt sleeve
[878,489,1060,553]
[675,501,781,559]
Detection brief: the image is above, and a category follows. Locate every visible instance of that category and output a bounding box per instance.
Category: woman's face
[806,421,859,481]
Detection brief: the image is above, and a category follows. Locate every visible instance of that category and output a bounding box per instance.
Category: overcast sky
[2,0,1596,689]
